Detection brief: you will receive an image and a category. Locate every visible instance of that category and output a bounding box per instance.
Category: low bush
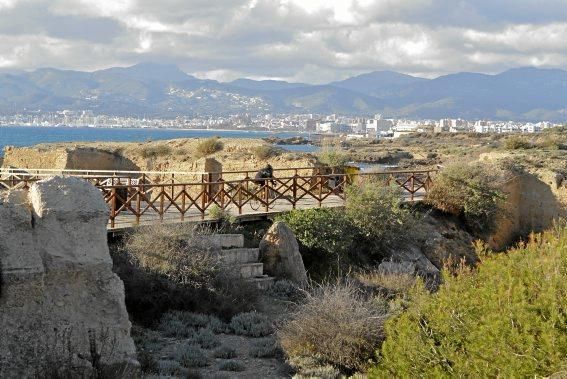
[124,223,220,288]
[276,208,363,279]
[218,360,246,372]
[139,144,172,158]
[189,328,220,349]
[157,312,194,338]
[157,359,182,376]
[195,137,223,158]
[230,312,273,337]
[372,224,567,377]
[253,145,282,160]
[318,138,350,167]
[267,279,305,302]
[426,162,505,236]
[249,338,280,358]
[213,346,237,359]
[278,281,388,374]
[208,205,236,227]
[356,270,416,299]
[117,224,259,324]
[503,135,532,150]
[177,344,210,368]
[345,182,418,252]
[278,182,418,277]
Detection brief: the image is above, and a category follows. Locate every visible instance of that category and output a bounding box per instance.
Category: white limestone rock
[0,176,138,377]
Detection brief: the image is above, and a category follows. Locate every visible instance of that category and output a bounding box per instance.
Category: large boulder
[259,221,308,285]
[0,176,138,377]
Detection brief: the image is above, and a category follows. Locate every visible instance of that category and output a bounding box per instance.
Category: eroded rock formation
[259,221,308,285]
[0,176,138,377]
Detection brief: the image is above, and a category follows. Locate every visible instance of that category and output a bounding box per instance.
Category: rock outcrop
[2,145,140,171]
[0,177,138,377]
[259,221,308,285]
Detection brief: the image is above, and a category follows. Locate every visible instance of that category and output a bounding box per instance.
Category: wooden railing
[0,167,436,229]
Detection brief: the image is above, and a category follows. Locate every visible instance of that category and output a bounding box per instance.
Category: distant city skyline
[0,0,566,83]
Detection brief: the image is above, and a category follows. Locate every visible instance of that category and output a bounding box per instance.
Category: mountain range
[1,63,566,121]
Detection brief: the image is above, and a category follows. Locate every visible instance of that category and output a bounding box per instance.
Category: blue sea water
[0,126,319,155]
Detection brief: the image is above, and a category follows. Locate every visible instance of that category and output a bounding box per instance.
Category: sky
[0,0,566,83]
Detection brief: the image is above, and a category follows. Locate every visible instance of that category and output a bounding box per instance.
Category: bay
[0,126,319,155]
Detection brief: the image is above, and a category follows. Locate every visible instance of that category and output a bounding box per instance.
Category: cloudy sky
[1,0,566,83]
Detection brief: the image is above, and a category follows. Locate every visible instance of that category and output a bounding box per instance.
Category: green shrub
[249,338,280,358]
[371,225,567,378]
[139,144,172,158]
[213,346,237,359]
[426,162,505,235]
[195,137,223,158]
[279,281,387,374]
[208,205,236,226]
[345,183,417,252]
[230,312,273,337]
[218,360,246,372]
[276,208,363,278]
[253,145,282,160]
[177,344,210,368]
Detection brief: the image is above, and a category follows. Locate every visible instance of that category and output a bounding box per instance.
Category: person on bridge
[254,164,275,186]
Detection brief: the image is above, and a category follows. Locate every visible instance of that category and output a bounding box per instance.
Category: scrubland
[101,129,567,378]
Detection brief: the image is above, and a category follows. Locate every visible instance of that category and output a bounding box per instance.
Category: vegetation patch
[252,145,283,160]
[218,360,246,372]
[426,162,506,236]
[139,144,172,158]
[213,345,237,359]
[278,182,418,278]
[230,312,273,337]
[249,338,280,358]
[279,281,387,374]
[195,137,224,158]
[177,344,210,368]
[188,328,220,349]
[372,224,567,377]
[267,279,305,302]
[318,138,350,167]
[116,223,259,324]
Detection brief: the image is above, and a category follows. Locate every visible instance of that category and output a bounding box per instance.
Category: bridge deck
[0,167,434,233]
[107,191,426,232]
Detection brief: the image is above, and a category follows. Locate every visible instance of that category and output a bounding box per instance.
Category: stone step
[219,248,259,264]
[247,276,275,290]
[239,263,264,279]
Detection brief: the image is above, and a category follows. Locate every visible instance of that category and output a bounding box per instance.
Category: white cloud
[0,0,566,82]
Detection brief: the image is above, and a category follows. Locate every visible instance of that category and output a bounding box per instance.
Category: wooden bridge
[0,166,436,231]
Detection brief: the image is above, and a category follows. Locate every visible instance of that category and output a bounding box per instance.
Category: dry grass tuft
[278,281,387,374]
[195,137,224,158]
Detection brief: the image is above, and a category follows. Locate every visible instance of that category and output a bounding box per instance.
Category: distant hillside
[1,63,566,120]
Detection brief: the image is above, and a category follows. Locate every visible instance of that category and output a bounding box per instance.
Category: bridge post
[110,187,116,229]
